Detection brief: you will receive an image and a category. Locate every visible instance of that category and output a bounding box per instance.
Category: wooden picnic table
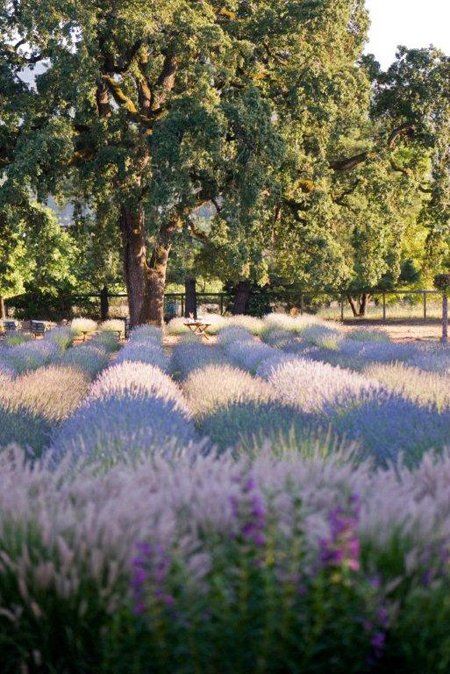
[184,320,211,339]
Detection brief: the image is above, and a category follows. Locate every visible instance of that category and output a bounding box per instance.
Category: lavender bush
[58,343,110,377]
[89,362,189,414]
[90,330,121,352]
[128,325,163,343]
[99,319,126,336]
[4,340,60,374]
[326,389,450,467]
[44,325,75,350]
[223,339,275,373]
[171,341,229,379]
[366,362,450,410]
[50,396,197,468]
[217,326,255,345]
[264,357,380,413]
[116,341,169,371]
[0,365,91,454]
[183,364,272,418]
[71,317,98,335]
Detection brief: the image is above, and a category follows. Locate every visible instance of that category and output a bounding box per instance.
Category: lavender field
[0,315,449,672]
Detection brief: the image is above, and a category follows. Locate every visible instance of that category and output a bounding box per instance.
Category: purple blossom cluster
[320,496,361,571]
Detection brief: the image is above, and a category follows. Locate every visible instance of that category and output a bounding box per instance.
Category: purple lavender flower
[320,496,361,572]
[131,542,174,615]
[230,473,267,547]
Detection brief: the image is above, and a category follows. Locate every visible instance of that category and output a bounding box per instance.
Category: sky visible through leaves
[365,0,450,68]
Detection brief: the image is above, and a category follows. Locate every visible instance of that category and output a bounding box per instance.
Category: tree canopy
[0,1,448,321]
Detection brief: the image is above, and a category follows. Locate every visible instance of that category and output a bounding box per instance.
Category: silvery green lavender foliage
[70,317,98,335]
[171,340,229,379]
[99,319,126,335]
[44,326,75,351]
[183,361,313,452]
[51,362,196,467]
[116,341,169,371]
[58,344,110,378]
[217,326,255,346]
[325,389,450,467]
[223,315,266,335]
[1,447,450,671]
[183,364,272,418]
[366,362,450,411]
[89,330,121,352]
[222,338,275,373]
[3,340,60,374]
[263,312,320,333]
[89,362,189,415]
[0,365,91,454]
[263,356,380,414]
[128,325,163,344]
[3,332,32,346]
[0,354,16,379]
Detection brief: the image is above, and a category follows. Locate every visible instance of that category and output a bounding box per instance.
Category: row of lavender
[0,323,122,453]
[0,315,449,671]
[172,320,449,467]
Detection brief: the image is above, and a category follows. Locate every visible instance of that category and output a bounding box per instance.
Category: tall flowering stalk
[320,495,361,574]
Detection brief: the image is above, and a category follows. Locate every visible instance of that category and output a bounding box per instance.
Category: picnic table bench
[31,320,49,338]
[184,319,211,340]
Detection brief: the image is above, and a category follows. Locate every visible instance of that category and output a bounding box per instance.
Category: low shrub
[4,340,60,374]
[116,342,169,371]
[58,344,110,378]
[366,362,450,411]
[70,317,98,336]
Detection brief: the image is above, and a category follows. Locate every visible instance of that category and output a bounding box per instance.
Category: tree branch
[102,75,161,128]
[151,48,178,112]
[330,124,415,173]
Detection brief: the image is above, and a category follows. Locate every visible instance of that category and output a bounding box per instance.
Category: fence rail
[4,288,445,323]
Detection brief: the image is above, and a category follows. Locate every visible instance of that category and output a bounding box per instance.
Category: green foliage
[0,1,448,312]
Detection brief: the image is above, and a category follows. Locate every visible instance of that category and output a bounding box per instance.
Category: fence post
[442,293,448,344]
[100,286,109,321]
[180,294,185,318]
[423,292,427,320]
[340,296,345,322]
[300,293,304,316]
[220,294,224,316]
[382,293,386,321]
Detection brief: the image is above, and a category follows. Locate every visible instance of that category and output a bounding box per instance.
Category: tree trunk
[347,295,358,317]
[232,281,251,315]
[0,296,5,320]
[119,204,153,327]
[347,293,369,317]
[145,218,178,326]
[184,276,197,319]
[146,247,171,327]
[358,292,369,317]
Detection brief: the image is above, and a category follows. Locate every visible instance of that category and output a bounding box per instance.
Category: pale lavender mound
[59,344,109,378]
[171,342,230,379]
[116,342,169,372]
[6,340,60,374]
[51,395,197,467]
